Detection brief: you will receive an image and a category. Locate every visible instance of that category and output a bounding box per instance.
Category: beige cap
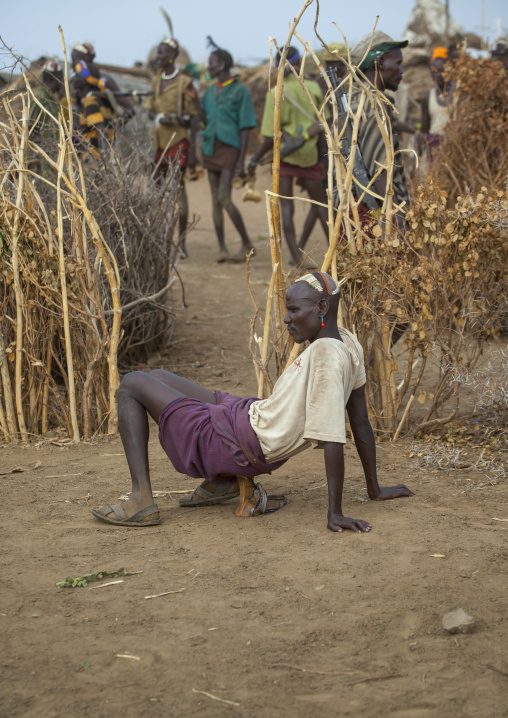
[351,30,408,67]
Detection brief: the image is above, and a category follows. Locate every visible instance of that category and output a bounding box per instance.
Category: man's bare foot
[227,246,255,263]
[216,250,230,263]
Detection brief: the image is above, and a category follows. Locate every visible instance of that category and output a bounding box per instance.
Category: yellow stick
[258,263,279,399]
[55,122,80,442]
[0,371,9,440]
[0,323,17,439]
[11,99,29,442]
[393,394,414,441]
[41,316,54,435]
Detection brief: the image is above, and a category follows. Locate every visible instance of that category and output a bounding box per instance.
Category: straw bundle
[0,82,121,442]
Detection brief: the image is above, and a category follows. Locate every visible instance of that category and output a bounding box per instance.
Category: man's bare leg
[208,170,229,259]
[298,179,328,251]
[95,372,184,521]
[279,176,300,265]
[104,370,236,517]
[144,371,240,505]
[217,169,254,259]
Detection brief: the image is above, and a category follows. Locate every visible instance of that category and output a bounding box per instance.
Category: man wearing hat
[419,47,455,161]
[350,31,410,216]
[29,60,63,141]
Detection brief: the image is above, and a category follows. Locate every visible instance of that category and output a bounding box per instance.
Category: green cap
[351,31,408,71]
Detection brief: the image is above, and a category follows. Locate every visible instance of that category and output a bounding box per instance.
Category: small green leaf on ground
[315,585,325,591]
[56,568,125,588]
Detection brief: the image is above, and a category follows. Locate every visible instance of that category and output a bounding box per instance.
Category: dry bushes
[0,92,121,442]
[82,151,184,364]
[432,53,508,197]
[339,180,507,436]
[248,0,507,438]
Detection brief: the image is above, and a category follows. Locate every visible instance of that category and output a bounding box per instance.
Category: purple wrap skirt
[158,390,286,482]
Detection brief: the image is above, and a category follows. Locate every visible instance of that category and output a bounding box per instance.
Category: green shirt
[201,78,257,157]
[260,74,324,167]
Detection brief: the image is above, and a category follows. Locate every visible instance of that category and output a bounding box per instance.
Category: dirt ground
[1,166,508,718]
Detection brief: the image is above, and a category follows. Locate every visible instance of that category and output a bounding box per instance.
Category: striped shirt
[349,89,409,209]
[79,92,114,151]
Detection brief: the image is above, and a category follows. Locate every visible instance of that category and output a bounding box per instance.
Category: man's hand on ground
[327,513,371,533]
[370,484,414,501]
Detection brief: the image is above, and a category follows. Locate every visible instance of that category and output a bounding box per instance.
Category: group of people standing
[145,31,415,266]
[146,37,333,266]
[29,30,479,266]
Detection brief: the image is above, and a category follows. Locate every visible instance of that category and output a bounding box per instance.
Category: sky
[1,0,506,70]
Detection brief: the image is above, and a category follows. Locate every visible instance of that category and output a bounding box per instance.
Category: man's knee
[217,191,230,209]
[118,371,146,398]
[149,369,172,382]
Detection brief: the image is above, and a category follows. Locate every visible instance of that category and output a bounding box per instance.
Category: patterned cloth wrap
[158,390,286,482]
[154,138,190,168]
[295,272,340,295]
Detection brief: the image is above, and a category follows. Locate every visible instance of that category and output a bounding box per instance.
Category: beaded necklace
[162,67,179,81]
[216,76,237,88]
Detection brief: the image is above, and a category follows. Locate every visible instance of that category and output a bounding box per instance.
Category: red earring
[320,315,325,328]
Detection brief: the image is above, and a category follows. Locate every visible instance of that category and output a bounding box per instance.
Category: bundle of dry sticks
[0,31,185,442]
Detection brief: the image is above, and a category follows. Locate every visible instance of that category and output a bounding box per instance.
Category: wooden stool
[234,476,288,517]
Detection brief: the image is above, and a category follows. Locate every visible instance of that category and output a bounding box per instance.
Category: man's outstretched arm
[346,385,414,501]
[323,441,371,533]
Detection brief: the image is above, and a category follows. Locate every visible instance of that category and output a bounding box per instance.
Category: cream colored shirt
[249,331,366,463]
[428,87,450,135]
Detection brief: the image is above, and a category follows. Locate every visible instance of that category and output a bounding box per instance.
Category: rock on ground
[442,608,477,634]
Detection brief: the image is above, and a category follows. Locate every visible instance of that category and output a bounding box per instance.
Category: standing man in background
[419,47,454,162]
[350,31,410,223]
[200,38,257,263]
[146,39,200,258]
